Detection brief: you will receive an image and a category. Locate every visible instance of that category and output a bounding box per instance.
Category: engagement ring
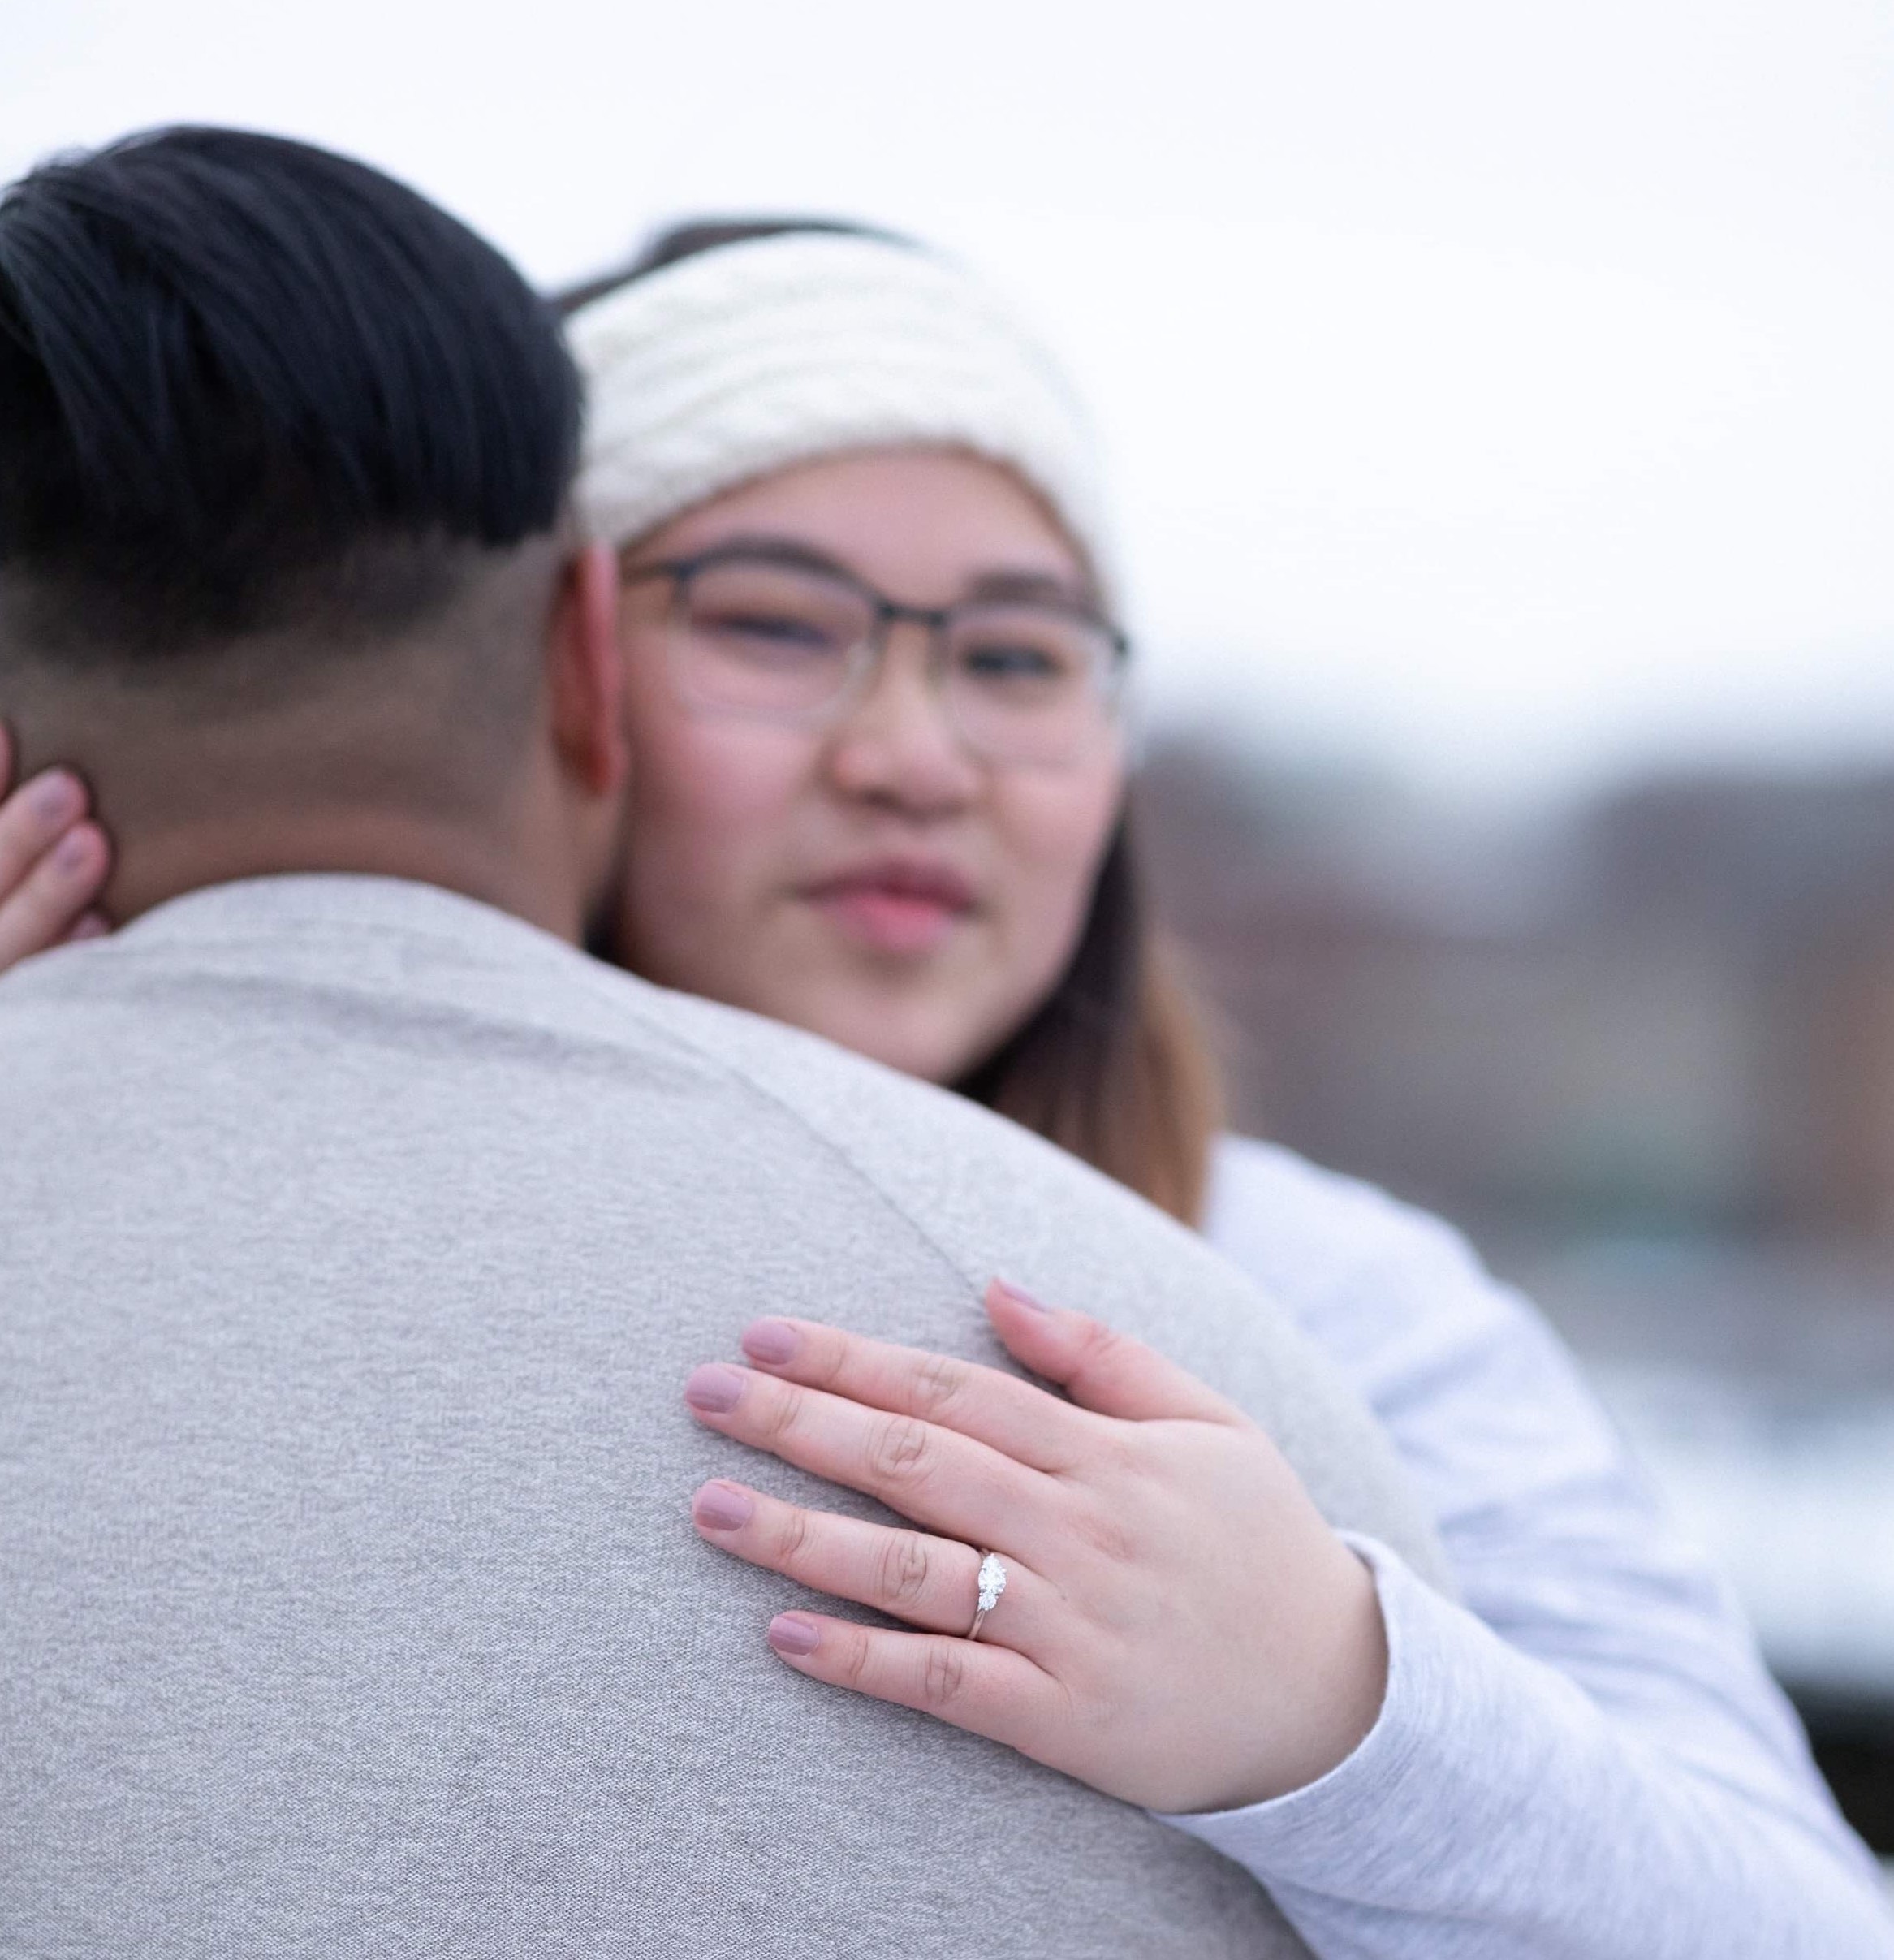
[966,1551,1007,1641]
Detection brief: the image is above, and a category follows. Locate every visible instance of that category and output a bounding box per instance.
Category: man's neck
[104,805,585,944]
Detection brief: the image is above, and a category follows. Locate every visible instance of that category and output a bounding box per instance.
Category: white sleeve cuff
[1149,1538,1894,1957]
[1150,1534,1451,1896]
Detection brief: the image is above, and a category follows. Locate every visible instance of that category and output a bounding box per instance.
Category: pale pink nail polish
[53,827,96,874]
[684,1362,746,1413]
[768,1613,821,1656]
[692,1481,754,1531]
[740,1319,799,1366]
[993,1279,1053,1313]
[29,771,81,824]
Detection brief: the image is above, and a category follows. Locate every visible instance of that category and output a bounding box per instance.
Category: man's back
[2,877,1440,1959]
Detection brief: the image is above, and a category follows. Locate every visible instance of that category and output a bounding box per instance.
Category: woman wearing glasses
[1,222,1885,1952]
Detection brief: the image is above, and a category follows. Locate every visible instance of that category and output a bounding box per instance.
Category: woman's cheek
[990,769,1124,983]
[634,715,807,883]
[639,706,807,822]
[621,721,813,978]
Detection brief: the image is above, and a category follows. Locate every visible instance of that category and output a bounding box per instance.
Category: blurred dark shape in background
[1141,729,1894,1854]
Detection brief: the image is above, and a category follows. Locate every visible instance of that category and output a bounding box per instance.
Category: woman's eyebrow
[684,533,853,576]
[665,536,1102,612]
[962,568,1101,609]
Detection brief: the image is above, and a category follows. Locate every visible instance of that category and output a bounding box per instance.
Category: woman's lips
[804,865,977,956]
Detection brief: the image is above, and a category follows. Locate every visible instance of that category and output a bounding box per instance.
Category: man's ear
[547,541,629,798]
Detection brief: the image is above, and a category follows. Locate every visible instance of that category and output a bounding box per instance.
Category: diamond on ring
[967,1551,1007,1640]
[977,1553,1007,1613]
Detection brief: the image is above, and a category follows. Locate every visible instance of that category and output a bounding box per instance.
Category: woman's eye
[702,609,839,654]
[960,641,1071,683]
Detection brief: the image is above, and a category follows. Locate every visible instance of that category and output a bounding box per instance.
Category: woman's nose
[823,629,982,813]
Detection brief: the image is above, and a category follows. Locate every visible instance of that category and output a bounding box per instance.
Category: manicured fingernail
[68,912,110,942]
[684,1362,748,1413]
[740,1319,800,1366]
[768,1613,821,1657]
[692,1480,754,1531]
[53,827,97,874]
[993,1279,1054,1313]
[29,771,82,823]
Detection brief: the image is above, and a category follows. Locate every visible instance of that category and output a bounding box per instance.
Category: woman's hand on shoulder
[0,723,111,971]
[682,1283,1389,1815]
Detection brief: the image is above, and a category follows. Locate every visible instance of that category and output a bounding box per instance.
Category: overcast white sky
[7,0,1894,801]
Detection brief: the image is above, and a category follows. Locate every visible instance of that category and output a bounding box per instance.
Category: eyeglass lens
[666,557,1120,765]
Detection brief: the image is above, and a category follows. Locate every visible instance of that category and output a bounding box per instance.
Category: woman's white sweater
[1154,1135,1892,1958]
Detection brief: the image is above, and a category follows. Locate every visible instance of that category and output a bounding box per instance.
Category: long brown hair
[560,221,1227,1224]
[955,800,1223,1224]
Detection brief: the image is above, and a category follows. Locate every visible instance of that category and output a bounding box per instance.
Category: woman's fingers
[762,1609,1059,1754]
[982,1280,1247,1426]
[691,1479,1041,1643]
[0,765,86,884]
[736,1316,1096,1473]
[61,910,111,945]
[0,789,111,972]
[0,731,115,969]
[684,1362,1043,1552]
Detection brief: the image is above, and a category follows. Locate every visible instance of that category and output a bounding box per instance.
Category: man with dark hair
[0,129,1436,1958]
[0,127,619,937]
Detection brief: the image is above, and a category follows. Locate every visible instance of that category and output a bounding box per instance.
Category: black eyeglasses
[621,544,1129,767]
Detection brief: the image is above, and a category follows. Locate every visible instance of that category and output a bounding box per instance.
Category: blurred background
[10,0,1893,1859]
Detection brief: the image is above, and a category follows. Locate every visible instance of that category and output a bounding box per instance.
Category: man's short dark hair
[0,126,582,669]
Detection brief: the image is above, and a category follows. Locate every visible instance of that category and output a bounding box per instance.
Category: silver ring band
[966,1551,1007,1641]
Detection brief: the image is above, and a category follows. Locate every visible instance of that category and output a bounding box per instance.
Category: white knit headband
[567,231,1120,603]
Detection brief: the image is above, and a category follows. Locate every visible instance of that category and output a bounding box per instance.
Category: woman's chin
[785,987,992,1089]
